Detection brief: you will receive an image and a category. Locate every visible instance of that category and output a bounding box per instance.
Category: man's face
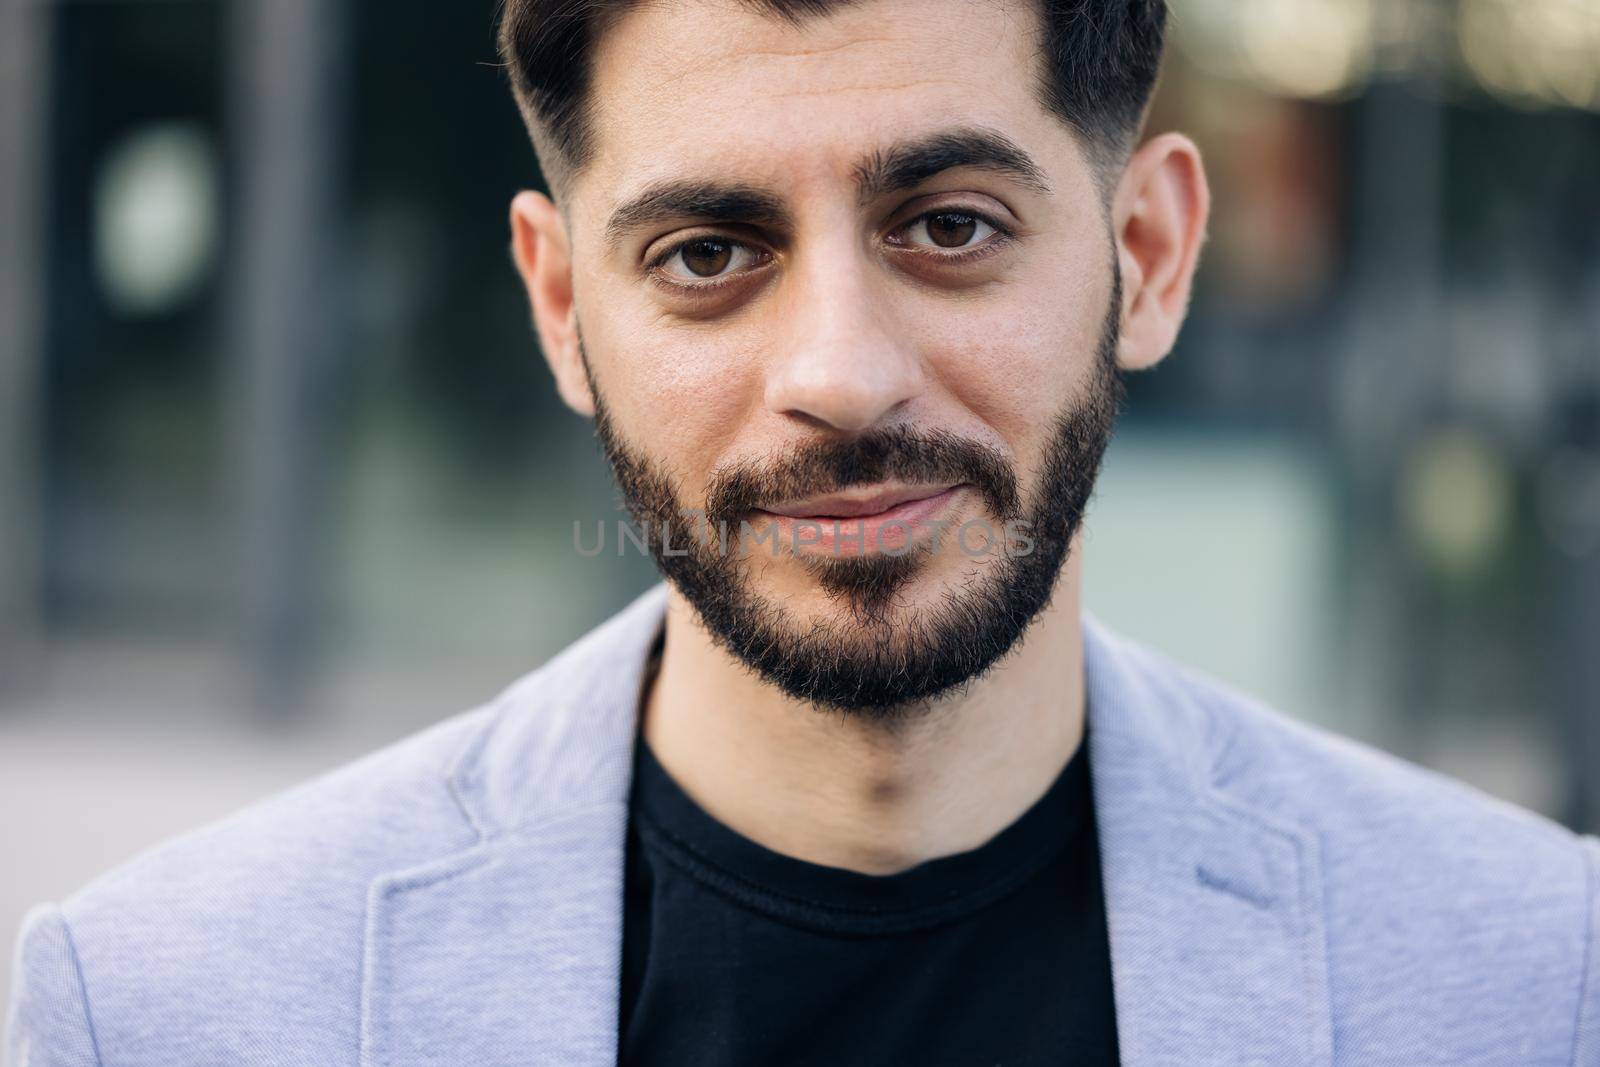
[564,0,1126,712]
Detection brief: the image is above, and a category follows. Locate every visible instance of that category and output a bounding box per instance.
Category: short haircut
[498,0,1167,198]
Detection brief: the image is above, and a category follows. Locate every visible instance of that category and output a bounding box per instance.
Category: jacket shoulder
[1106,632,1578,854]
[10,700,504,1065]
[66,703,493,914]
[1119,635,1600,1061]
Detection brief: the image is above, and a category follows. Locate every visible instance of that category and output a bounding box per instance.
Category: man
[8,0,1599,1064]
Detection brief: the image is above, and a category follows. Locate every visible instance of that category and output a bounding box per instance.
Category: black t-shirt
[617,723,1120,1066]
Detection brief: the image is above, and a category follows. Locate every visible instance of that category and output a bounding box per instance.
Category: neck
[640,534,1087,875]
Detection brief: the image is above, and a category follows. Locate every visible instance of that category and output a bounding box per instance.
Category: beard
[584,281,1126,718]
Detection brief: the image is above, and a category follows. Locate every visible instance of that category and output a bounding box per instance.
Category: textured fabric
[617,728,1118,1066]
[5,582,1599,1066]
[5,908,100,1067]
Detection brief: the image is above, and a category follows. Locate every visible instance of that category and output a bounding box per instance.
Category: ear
[1110,133,1210,372]
[510,189,595,416]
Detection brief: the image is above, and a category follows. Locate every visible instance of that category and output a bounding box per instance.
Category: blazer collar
[359,586,666,1067]
[1083,619,1332,1065]
[361,584,1330,1066]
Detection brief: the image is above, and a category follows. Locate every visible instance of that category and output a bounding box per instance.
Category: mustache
[703,426,1020,527]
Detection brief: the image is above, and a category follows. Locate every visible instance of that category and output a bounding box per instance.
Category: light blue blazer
[8,584,1600,1065]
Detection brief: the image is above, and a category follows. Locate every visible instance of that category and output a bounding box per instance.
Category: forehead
[579,0,1085,214]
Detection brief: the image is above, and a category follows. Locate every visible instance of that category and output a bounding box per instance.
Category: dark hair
[498,0,1167,196]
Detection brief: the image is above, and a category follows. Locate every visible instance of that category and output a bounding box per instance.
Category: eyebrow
[604,185,793,252]
[603,125,1051,252]
[852,126,1053,205]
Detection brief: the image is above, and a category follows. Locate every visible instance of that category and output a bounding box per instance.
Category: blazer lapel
[1084,615,1333,1066]
[360,585,670,1067]
[359,804,630,1067]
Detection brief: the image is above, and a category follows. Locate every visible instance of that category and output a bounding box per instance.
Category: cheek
[914,267,1109,468]
[578,278,763,486]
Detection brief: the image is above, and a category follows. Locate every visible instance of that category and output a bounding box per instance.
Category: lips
[760,484,961,522]
[749,484,967,557]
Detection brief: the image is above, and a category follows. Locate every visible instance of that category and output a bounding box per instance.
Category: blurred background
[3,0,1599,1004]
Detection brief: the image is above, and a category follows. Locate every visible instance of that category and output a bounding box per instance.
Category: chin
[757,550,992,629]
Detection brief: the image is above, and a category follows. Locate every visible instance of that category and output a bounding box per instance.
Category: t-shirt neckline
[627,721,1093,936]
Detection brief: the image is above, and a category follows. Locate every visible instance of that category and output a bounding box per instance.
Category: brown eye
[926,213,978,248]
[901,211,998,252]
[657,237,762,283]
[681,239,733,277]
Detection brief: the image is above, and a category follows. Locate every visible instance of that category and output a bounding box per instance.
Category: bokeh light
[1459,0,1600,111]
[92,122,221,316]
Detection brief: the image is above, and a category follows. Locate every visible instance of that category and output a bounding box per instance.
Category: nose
[762,251,926,434]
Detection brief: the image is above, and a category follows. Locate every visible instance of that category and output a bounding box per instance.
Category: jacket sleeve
[5,905,102,1067]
